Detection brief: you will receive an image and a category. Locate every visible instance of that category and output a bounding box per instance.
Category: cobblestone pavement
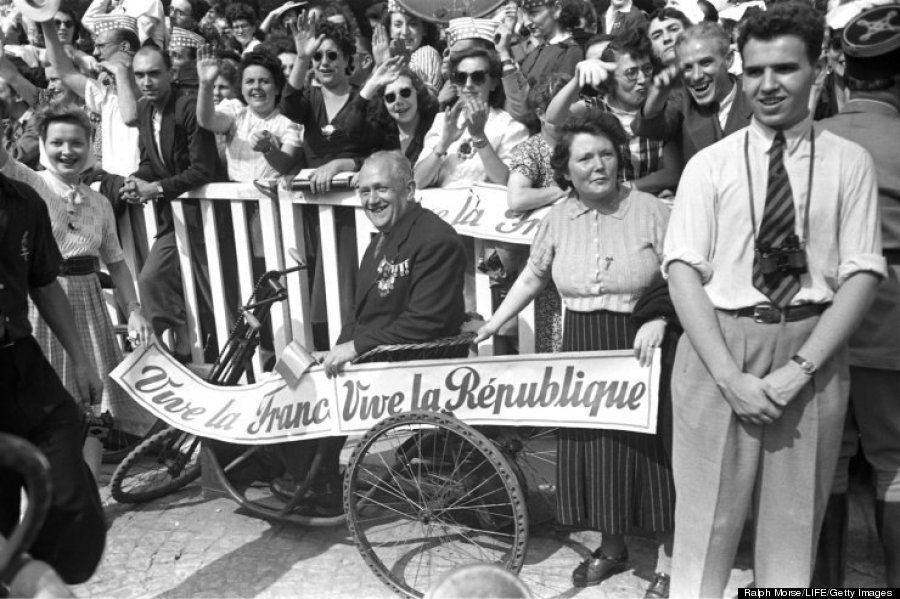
[72,462,886,599]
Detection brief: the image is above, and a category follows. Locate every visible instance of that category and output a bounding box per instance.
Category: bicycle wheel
[100,417,166,465]
[492,427,558,525]
[110,427,202,504]
[344,411,529,599]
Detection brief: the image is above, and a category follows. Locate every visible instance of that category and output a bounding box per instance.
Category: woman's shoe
[572,549,629,587]
[644,573,670,598]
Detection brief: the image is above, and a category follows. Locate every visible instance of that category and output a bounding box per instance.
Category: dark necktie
[710,102,724,141]
[752,131,801,308]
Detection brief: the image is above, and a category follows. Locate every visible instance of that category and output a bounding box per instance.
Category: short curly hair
[550,114,628,191]
[738,2,825,65]
[239,48,286,104]
[34,101,93,142]
[526,72,571,114]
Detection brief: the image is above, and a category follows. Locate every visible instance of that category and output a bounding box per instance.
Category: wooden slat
[354,208,375,265]
[171,201,203,363]
[472,239,494,357]
[230,201,262,376]
[200,199,229,360]
[318,205,343,347]
[278,188,314,347]
[258,194,288,354]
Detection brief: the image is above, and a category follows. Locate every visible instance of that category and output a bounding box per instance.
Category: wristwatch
[791,354,817,375]
[155,183,164,199]
[471,136,489,149]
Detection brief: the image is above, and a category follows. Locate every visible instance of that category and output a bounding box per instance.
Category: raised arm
[545,59,616,127]
[41,20,88,99]
[0,43,38,107]
[286,11,322,91]
[0,134,52,199]
[195,46,235,133]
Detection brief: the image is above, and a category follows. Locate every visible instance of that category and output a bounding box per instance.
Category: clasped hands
[121,176,160,204]
[720,360,812,425]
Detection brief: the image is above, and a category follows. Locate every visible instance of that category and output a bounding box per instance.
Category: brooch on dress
[321,124,336,139]
[376,257,410,297]
[456,138,477,161]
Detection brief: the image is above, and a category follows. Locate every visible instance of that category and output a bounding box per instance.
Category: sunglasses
[313,50,340,62]
[55,18,74,28]
[452,69,488,86]
[384,87,413,103]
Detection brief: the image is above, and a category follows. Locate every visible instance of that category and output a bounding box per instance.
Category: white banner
[417,185,552,246]
[111,340,659,445]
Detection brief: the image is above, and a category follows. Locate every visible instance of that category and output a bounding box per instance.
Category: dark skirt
[556,309,675,534]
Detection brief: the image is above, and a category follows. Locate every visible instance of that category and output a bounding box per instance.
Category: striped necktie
[752,131,801,308]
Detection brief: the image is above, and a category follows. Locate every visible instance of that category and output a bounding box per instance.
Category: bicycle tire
[344,411,529,599]
[101,418,167,465]
[110,427,202,504]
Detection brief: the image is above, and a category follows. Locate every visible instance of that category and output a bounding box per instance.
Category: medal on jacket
[376,257,410,296]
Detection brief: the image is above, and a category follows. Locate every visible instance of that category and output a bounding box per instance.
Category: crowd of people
[0,0,898,595]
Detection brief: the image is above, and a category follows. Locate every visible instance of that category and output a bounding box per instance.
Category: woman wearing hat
[373,0,443,91]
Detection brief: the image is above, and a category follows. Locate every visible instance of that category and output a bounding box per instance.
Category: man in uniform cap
[816,4,900,587]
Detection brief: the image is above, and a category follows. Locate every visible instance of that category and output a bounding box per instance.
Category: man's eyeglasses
[452,69,488,86]
[619,64,654,82]
[384,88,413,103]
[313,50,340,62]
[55,18,74,28]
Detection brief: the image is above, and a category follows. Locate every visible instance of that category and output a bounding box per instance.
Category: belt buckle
[753,304,783,324]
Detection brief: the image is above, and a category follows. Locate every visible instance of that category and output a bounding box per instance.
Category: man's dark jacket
[631,77,755,165]
[337,203,467,354]
[132,90,220,235]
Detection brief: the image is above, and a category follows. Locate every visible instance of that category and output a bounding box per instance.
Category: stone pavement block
[71,459,887,599]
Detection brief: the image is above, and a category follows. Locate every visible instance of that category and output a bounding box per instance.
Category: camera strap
[744,126,815,248]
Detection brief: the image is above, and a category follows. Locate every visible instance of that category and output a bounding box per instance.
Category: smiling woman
[196,47,303,180]
[0,103,154,438]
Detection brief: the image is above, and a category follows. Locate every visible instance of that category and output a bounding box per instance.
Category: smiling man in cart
[273,150,468,514]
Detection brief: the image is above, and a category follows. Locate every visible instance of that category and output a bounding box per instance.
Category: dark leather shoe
[572,549,628,587]
[645,573,670,598]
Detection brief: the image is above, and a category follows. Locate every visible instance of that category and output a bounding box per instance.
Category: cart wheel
[492,427,558,526]
[344,411,529,598]
[110,427,202,503]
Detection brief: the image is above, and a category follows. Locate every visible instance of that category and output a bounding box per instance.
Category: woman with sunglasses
[372,1,442,91]
[362,59,439,164]
[546,30,680,196]
[414,47,528,189]
[282,15,371,193]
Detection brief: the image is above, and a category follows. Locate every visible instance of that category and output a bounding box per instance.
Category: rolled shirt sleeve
[661,150,716,283]
[836,145,888,284]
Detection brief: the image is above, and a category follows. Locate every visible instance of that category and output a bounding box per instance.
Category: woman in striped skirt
[0,103,153,436]
[476,114,676,598]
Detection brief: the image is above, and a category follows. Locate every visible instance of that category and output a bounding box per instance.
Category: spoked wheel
[110,427,202,503]
[491,427,558,525]
[344,411,529,598]
[100,417,167,465]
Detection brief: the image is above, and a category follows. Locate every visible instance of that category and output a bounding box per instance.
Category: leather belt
[59,256,99,277]
[884,249,900,266]
[721,303,829,324]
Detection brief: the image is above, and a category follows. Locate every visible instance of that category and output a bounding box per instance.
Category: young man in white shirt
[663,3,886,594]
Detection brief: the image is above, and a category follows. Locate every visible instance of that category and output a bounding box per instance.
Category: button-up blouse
[528,187,670,313]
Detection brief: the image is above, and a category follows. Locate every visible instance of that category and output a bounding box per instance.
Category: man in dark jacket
[276,151,467,514]
[631,21,754,167]
[318,150,467,374]
[123,44,219,362]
